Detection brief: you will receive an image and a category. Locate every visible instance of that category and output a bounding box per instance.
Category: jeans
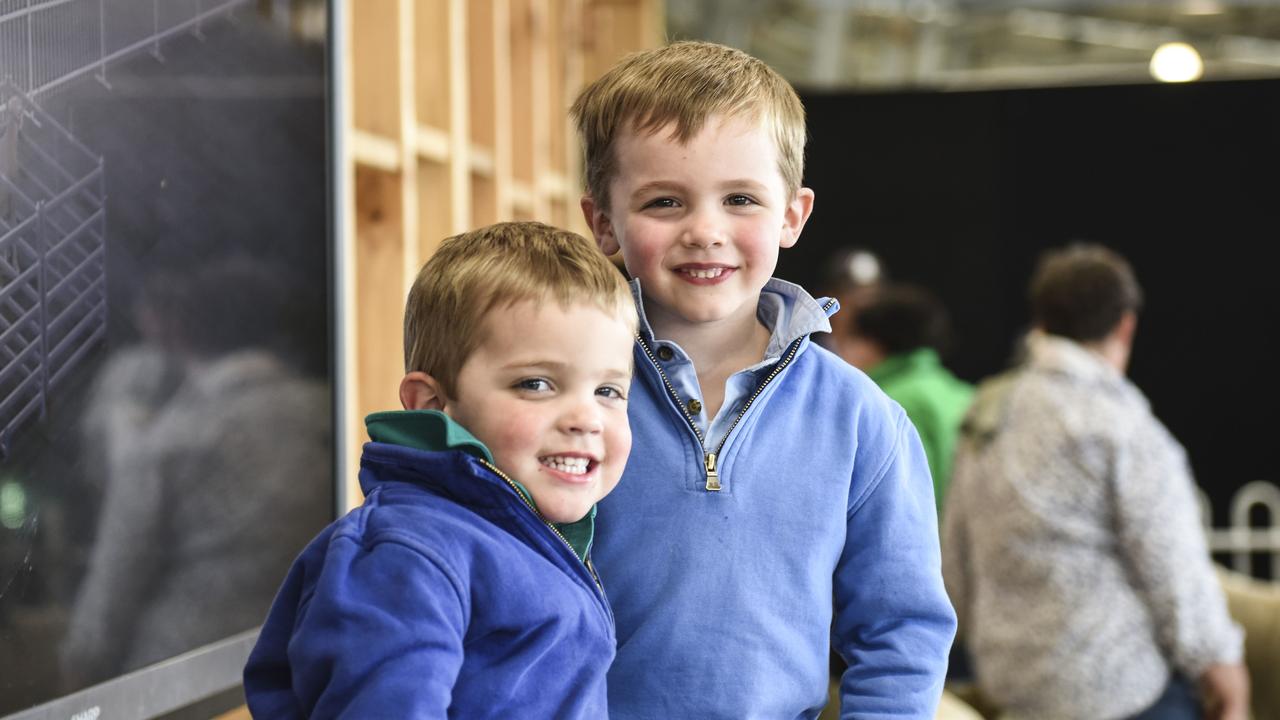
[1128,674,1201,720]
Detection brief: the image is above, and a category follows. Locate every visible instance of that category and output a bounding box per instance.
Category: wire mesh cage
[0,79,105,457]
[0,0,247,456]
[0,0,248,105]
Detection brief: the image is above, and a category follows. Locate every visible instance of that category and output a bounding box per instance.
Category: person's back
[943,245,1247,720]
[572,41,956,719]
[244,222,638,718]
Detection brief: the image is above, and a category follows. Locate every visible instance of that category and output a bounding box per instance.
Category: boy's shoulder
[793,339,906,422]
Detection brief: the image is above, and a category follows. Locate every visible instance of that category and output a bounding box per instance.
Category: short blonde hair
[404,221,636,395]
[570,40,807,211]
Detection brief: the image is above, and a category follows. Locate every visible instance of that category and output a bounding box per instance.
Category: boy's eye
[642,197,679,210]
[725,194,757,206]
[515,378,552,393]
[596,385,626,401]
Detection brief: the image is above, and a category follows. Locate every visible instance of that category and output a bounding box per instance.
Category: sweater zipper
[479,459,605,595]
[637,298,834,492]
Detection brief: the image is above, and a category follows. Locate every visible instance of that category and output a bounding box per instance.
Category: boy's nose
[680,209,727,249]
[560,397,604,434]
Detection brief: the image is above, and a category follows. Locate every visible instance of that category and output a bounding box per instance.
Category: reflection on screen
[0,2,331,713]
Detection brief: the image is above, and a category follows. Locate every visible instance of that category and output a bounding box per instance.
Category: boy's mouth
[674,264,734,283]
[539,454,597,477]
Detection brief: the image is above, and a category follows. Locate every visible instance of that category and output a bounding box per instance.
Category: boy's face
[442,299,634,524]
[583,115,814,334]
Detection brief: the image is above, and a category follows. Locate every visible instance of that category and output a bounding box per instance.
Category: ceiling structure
[666,0,1280,90]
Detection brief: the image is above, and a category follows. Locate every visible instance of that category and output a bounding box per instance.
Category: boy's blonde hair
[404,221,636,396]
[570,40,806,211]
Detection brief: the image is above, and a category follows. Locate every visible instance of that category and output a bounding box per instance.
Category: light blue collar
[628,277,833,361]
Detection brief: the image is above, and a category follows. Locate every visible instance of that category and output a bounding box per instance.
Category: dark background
[785,79,1279,524]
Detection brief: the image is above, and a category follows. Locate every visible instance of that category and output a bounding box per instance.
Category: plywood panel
[415,0,452,131]
[418,161,453,260]
[352,0,402,138]
[510,0,536,184]
[468,0,497,149]
[355,167,406,432]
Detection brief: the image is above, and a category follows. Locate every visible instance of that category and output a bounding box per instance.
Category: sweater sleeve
[1110,418,1243,678]
[284,535,469,719]
[832,412,957,719]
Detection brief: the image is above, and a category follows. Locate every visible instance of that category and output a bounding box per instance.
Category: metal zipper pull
[705,452,721,492]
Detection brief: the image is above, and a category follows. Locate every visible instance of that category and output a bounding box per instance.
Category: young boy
[242,222,637,718]
[572,41,957,718]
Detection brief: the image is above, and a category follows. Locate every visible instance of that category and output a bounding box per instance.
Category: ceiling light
[1150,42,1204,82]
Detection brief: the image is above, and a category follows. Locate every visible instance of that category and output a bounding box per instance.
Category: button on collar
[656,346,675,361]
[687,399,702,414]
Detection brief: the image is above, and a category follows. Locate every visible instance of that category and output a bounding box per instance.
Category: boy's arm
[832,413,957,719]
[286,537,468,718]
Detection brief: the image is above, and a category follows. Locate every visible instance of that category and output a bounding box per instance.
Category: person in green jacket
[832,283,973,516]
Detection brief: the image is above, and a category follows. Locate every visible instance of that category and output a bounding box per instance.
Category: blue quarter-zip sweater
[596,279,956,719]
[244,411,615,719]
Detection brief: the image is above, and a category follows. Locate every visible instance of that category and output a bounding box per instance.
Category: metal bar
[0,306,39,349]
[0,262,39,304]
[47,295,103,369]
[29,0,251,98]
[18,133,79,187]
[0,376,43,430]
[49,324,106,390]
[0,80,100,161]
[45,254,101,330]
[38,165,103,206]
[0,205,38,235]
[45,248,101,322]
[0,0,80,28]
[0,322,39,366]
[35,197,46,416]
[37,208,99,274]
[25,0,34,92]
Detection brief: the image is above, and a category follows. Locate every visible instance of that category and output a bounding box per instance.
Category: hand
[1199,662,1250,720]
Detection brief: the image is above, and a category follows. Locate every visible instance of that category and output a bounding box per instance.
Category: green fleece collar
[867,347,942,384]
[364,410,595,561]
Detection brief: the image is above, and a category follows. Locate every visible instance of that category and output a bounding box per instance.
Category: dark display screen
[0,2,332,713]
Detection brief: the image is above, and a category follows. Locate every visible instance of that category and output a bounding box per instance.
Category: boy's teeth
[541,456,590,475]
[682,267,724,279]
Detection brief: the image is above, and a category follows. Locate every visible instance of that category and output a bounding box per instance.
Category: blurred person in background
[834,283,972,516]
[942,243,1248,720]
[62,257,330,686]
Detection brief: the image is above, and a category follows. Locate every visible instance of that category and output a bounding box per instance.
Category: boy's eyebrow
[629,179,772,196]
[503,360,633,380]
[629,180,686,197]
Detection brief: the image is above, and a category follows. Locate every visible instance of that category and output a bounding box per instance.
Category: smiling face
[583,115,814,338]
[440,299,635,523]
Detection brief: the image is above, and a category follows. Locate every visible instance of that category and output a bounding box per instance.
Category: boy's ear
[580,194,620,256]
[400,371,448,412]
[779,187,815,249]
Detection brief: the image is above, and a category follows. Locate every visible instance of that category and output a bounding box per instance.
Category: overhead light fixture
[1150,42,1204,82]
[1183,0,1225,15]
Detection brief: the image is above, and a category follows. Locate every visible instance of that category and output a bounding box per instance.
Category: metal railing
[0,79,104,456]
[0,0,249,103]
[1201,481,1280,581]
[1,0,248,455]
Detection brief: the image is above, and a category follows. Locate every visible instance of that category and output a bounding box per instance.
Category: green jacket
[868,348,973,515]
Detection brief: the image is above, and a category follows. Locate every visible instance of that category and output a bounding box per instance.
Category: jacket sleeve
[285,535,468,719]
[1109,419,1243,678]
[832,411,957,719]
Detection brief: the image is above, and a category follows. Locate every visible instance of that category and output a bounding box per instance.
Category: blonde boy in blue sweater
[572,41,956,719]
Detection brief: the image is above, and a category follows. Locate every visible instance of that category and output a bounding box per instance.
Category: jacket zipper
[636,298,835,492]
[479,459,605,595]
